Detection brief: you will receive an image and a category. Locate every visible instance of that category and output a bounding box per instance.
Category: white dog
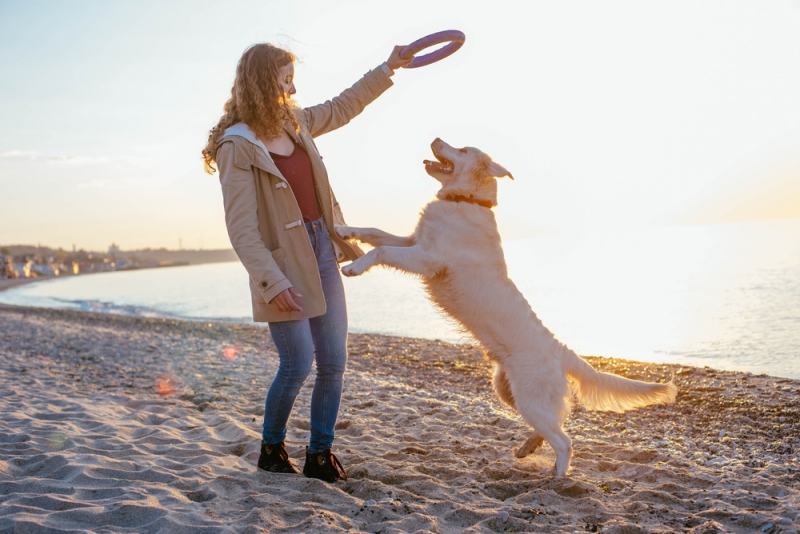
[336,138,677,475]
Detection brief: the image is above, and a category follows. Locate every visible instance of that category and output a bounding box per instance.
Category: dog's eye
[459,148,468,153]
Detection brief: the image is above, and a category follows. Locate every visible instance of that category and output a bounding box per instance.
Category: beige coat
[217,65,393,323]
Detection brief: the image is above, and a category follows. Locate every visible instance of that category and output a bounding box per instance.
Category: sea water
[3,218,799,378]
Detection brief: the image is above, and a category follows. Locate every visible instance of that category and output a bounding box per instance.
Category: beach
[0,304,798,533]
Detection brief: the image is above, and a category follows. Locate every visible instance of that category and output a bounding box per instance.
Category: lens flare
[49,433,67,450]
[223,345,240,361]
[156,376,176,396]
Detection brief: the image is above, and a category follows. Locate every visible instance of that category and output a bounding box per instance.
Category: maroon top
[269,139,322,223]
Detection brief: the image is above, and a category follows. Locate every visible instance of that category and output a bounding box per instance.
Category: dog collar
[445,195,494,209]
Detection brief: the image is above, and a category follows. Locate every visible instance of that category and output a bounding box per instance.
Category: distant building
[108,243,120,261]
[0,255,18,279]
[13,262,33,278]
[30,263,57,276]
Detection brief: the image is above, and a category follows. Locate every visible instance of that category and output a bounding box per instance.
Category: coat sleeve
[217,141,293,305]
[301,65,393,138]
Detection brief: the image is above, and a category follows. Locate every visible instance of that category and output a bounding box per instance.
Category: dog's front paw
[341,262,365,277]
[335,225,358,241]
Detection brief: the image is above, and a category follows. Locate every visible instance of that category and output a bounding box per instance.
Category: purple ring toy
[400,30,465,69]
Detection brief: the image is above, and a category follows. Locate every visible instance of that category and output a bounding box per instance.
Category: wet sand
[0,304,798,533]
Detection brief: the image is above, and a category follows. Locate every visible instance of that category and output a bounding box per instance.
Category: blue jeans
[262,218,348,454]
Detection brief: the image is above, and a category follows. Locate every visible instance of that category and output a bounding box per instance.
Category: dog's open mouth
[423,150,453,173]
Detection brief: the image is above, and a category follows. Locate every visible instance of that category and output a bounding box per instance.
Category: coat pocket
[271,247,288,272]
[251,247,289,305]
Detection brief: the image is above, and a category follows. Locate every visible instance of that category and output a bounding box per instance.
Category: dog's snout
[431,138,448,153]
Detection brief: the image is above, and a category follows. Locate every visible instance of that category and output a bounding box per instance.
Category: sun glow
[1,1,799,250]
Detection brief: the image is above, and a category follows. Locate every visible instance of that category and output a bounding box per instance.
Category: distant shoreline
[0,277,50,293]
[0,259,237,294]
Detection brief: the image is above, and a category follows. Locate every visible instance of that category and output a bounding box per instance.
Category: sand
[0,304,798,533]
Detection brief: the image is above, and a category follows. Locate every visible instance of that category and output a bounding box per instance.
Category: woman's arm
[301,46,412,138]
[217,141,293,306]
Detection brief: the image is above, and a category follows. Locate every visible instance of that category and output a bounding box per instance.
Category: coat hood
[221,123,270,156]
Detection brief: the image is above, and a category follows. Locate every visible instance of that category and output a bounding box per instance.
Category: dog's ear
[487,161,513,180]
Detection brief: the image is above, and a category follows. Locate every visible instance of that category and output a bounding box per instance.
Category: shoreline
[0,259,240,294]
[0,304,798,532]
[2,288,799,381]
[0,276,51,292]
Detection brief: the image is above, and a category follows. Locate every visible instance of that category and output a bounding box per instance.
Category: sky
[1,0,799,251]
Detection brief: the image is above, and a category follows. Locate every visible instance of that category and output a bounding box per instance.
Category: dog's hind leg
[492,363,546,461]
[536,423,572,476]
[492,365,516,410]
[515,432,544,459]
[514,392,573,476]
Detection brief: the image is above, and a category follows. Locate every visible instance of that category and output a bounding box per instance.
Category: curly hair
[203,43,299,174]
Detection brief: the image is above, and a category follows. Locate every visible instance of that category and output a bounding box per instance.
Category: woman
[202,43,413,483]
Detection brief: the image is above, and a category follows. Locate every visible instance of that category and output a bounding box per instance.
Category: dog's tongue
[424,159,445,169]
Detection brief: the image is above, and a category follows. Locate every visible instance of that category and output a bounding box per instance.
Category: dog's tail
[565,350,677,412]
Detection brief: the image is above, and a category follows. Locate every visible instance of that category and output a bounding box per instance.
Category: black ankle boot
[257,441,298,474]
[302,447,348,483]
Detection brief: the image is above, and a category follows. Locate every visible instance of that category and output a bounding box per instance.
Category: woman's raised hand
[386,45,414,71]
[270,287,303,312]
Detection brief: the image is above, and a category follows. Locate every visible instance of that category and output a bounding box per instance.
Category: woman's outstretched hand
[270,287,303,313]
[387,45,414,71]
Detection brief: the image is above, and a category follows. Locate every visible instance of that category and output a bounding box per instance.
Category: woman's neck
[262,129,295,157]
